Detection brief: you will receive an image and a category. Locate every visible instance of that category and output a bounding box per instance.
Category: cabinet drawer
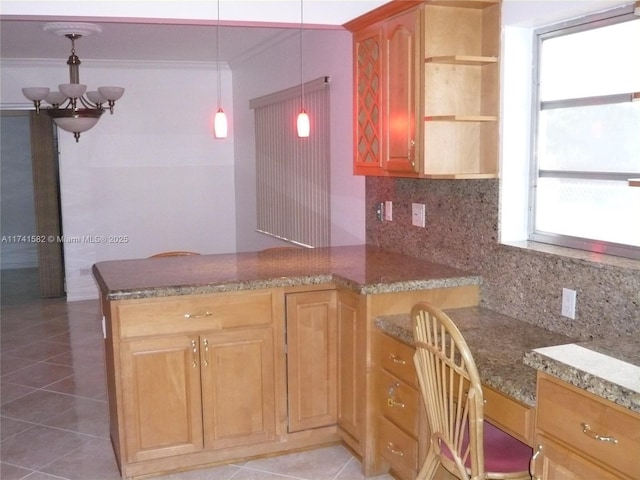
[483,385,533,446]
[379,333,417,388]
[379,415,418,480]
[116,291,275,338]
[537,374,640,478]
[378,369,420,437]
[533,434,622,480]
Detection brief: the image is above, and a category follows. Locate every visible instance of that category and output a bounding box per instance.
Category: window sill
[501,240,640,272]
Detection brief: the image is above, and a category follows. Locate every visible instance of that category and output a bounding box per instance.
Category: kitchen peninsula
[93,245,482,479]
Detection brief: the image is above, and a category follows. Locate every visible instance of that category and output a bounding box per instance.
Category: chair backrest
[412,302,485,480]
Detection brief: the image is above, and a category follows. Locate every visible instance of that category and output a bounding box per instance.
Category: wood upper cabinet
[349,0,501,179]
[419,0,501,178]
[353,7,420,177]
[385,8,421,174]
[531,372,640,480]
[285,290,338,432]
[354,24,384,174]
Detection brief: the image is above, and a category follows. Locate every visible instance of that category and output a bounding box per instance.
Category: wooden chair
[149,251,200,258]
[411,302,532,480]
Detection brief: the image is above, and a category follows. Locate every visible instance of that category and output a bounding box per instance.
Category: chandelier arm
[77,95,100,110]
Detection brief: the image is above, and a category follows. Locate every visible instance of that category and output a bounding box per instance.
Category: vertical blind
[250,77,331,248]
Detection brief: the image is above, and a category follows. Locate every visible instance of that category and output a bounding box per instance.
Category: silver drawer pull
[389,354,406,365]
[184,311,213,319]
[581,423,618,444]
[386,442,404,456]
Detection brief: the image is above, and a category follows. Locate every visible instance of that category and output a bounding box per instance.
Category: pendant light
[296,0,310,138]
[214,0,228,138]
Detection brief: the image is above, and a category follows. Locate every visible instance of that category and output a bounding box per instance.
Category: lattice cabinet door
[354,26,383,174]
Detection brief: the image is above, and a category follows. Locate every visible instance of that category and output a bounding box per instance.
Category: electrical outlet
[375,202,384,221]
[411,203,426,227]
[384,201,393,221]
[561,288,576,319]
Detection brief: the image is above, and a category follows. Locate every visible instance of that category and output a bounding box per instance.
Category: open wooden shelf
[425,55,498,65]
[425,115,497,122]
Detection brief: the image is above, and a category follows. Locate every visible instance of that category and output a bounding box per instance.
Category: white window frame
[529,3,640,260]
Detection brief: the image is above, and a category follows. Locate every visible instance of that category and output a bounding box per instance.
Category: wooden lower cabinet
[375,331,427,480]
[336,290,366,454]
[285,290,338,432]
[120,334,204,463]
[531,372,640,480]
[103,284,480,479]
[201,327,276,450]
[120,327,276,463]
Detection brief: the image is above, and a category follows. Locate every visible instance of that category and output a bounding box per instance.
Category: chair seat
[442,421,532,474]
[482,421,532,473]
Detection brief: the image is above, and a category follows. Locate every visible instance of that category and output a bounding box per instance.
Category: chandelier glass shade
[22,23,124,142]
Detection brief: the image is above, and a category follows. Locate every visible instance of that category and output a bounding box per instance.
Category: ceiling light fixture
[296,0,310,138]
[214,0,228,139]
[22,23,124,142]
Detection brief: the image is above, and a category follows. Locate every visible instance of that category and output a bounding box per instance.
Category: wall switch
[384,201,393,221]
[561,288,576,319]
[411,203,426,227]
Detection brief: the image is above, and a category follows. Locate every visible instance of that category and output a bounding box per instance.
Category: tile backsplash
[366,177,639,340]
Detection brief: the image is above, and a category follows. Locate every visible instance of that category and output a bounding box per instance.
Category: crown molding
[0,57,226,71]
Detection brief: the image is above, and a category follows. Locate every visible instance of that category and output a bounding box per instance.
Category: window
[250,77,331,248]
[531,5,640,259]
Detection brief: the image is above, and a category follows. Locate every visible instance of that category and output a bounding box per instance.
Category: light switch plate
[412,203,426,227]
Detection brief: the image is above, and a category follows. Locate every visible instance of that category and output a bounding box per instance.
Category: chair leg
[416,449,440,480]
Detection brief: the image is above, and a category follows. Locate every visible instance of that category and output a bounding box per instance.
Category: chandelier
[22,23,124,142]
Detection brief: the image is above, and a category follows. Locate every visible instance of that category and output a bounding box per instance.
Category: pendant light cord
[217,0,222,107]
[300,0,304,111]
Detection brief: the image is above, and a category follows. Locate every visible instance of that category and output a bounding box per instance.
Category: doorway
[1,110,65,304]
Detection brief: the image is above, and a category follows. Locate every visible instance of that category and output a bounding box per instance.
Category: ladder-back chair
[411,302,532,480]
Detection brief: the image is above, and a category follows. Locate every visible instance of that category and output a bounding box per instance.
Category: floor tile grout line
[0,414,109,441]
[234,464,311,480]
[331,455,354,480]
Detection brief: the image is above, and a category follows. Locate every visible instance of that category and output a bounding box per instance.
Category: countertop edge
[523,350,640,414]
[101,273,482,301]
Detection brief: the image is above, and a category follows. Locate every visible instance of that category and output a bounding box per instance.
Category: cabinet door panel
[201,328,276,450]
[286,290,338,432]
[121,335,203,462]
[336,290,364,449]
[385,10,418,173]
[355,26,384,173]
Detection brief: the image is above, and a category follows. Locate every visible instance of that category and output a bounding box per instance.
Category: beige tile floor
[0,279,394,480]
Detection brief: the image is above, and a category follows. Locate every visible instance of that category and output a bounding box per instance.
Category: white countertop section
[534,344,640,394]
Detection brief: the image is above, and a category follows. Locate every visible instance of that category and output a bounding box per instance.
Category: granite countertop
[524,335,640,413]
[93,245,481,300]
[375,306,575,407]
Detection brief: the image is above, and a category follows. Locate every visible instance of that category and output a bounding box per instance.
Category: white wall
[2,25,365,299]
[1,59,236,300]
[231,28,365,251]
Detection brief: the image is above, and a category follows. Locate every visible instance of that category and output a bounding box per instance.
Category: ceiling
[0,1,389,65]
